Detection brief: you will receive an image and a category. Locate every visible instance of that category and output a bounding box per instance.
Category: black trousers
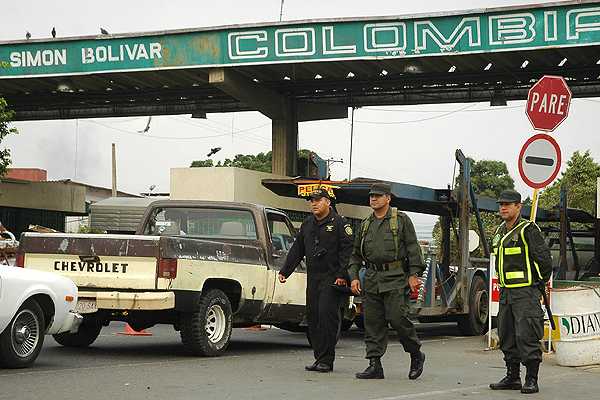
[498,286,544,365]
[306,278,343,366]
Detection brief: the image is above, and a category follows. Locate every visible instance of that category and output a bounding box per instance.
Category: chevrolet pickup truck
[17,200,340,356]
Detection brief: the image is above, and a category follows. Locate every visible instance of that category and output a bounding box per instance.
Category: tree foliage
[538,150,600,216]
[432,157,514,262]
[190,150,314,174]
[0,98,18,177]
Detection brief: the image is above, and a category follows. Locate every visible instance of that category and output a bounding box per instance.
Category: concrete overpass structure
[2,0,600,176]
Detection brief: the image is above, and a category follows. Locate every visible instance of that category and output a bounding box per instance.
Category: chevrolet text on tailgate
[17,201,310,356]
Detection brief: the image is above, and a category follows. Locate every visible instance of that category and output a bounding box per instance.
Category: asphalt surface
[0,322,598,400]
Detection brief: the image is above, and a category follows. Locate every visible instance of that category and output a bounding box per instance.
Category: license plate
[75,299,98,314]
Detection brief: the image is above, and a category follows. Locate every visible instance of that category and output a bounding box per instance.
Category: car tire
[180,289,233,356]
[457,275,489,336]
[53,315,102,348]
[0,299,46,368]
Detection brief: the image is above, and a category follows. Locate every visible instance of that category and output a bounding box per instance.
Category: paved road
[0,322,598,400]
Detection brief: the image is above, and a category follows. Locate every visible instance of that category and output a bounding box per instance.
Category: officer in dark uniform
[279,188,354,373]
[348,182,426,380]
[490,189,552,394]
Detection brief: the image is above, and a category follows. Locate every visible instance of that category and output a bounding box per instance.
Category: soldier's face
[309,197,330,217]
[498,202,521,221]
[369,194,390,210]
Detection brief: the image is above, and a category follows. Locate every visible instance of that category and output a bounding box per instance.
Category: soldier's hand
[335,278,347,286]
[351,279,361,295]
[408,275,421,293]
[278,273,287,283]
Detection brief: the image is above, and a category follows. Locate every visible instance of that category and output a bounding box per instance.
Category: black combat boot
[355,357,384,379]
[521,362,540,394]
[408,351,426,380]
[489,362,522,390]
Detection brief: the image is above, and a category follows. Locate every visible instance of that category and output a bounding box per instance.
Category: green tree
[0,98,18,177]
[190,150,315,174]
[190,159,214,167]
[432,157,514,261]
[538,150,600,216]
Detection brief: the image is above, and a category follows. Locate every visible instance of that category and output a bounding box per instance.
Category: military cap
[369,182,391,196]
[308,188,331,200]
[496,189,522,204]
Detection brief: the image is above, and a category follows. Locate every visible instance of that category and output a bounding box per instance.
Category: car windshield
[146,207,258,240]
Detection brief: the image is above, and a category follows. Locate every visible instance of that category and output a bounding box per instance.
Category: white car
[0,265,82,368]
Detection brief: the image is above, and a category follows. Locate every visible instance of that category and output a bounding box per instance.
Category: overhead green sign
[1,2,600,78]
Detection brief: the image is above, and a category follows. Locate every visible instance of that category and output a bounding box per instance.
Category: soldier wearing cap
[348,182,426,380]
[490,189,552,394]
[279,187,354,373]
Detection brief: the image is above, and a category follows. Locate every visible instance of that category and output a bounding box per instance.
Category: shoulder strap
[389,207,399,256]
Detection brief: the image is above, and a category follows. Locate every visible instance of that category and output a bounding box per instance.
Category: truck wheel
[180,289,232,356]
[53,315,102,348]
[0,299,45,368]
[457,275,489,336]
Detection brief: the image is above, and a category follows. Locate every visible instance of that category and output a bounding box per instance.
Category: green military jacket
[348,207,425,293]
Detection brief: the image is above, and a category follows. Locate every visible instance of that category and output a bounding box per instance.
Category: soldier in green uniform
[490,189,552,394]
[348,182,426,380]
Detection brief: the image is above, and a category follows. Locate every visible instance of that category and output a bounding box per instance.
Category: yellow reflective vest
[492,219,544,288]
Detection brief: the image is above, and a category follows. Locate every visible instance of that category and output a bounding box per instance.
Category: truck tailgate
[19,233,160,290]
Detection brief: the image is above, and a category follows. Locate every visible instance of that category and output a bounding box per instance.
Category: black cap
[308,188,331,200]
[497,189,522,204]
[369,182,391,196]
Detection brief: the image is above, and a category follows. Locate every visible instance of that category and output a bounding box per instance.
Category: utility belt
[366,260,403,272]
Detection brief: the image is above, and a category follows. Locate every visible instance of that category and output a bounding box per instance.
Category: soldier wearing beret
[490,189,552,394]
[279,188,354,373]
[348,182,426,380]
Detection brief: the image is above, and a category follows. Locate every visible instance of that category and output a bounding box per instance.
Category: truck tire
[457,275,489,336]
[0,299,45,368]
[180,289,233,356]
[53,315,102,348]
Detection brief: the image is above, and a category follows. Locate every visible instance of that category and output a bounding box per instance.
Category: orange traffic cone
[116,323,153,336]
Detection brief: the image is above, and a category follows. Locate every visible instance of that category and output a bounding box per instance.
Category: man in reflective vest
[490,189,552,394]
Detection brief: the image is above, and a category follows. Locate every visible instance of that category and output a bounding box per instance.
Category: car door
[262,210,307,323]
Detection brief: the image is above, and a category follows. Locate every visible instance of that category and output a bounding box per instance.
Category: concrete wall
[170,167,371,220]
[0,180,86,214]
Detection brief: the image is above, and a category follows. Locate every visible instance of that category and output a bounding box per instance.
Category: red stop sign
[526,75,572,132]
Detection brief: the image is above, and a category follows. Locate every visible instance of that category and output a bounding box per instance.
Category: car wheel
[0,299,45,368]
[53,315,102,347]
[180,289,232,356]
[457,275,489,336]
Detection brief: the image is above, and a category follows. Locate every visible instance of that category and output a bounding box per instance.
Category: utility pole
[325,157,343,180]
[348,107,356,181]
[111,143,117,197]
[279,0,285,21]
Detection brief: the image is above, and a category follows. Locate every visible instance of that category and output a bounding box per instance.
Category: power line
[354,103,478,124]
[363,104,522,113]
[83,119,270,140]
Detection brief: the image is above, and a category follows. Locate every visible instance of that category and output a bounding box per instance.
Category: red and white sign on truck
[526,75,572,132]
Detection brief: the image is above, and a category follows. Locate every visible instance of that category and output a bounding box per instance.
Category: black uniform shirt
[280,209,354,280]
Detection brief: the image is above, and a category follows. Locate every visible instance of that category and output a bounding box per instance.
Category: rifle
[536,282,556,331]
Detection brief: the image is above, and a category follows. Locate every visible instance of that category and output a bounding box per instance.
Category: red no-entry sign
[518,133,562,189]
[526,75,572,132]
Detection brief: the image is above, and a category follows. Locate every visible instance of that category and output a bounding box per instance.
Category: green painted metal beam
[1,1,600,79]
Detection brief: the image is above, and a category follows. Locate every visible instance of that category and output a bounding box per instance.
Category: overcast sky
[2,0,599,238]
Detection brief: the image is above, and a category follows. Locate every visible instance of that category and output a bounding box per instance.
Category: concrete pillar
[271,99,298,176]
